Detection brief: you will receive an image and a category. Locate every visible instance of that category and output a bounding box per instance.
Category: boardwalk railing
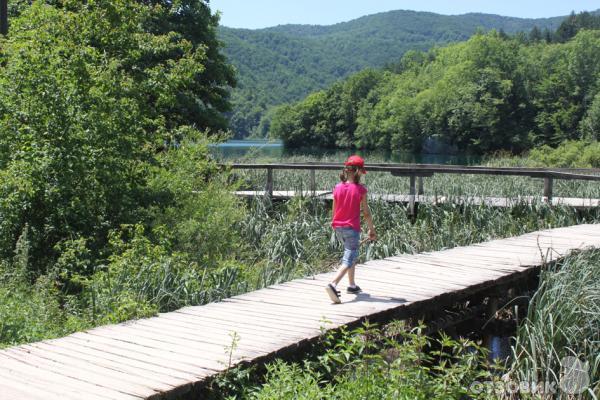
[226,162,600,212]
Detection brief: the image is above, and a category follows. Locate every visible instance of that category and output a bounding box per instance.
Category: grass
[237,195,600,283]
[508,249,600,399]
[209,322,500,400]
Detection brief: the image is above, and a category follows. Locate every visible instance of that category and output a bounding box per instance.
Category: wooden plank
[190,296,337,322]
[62,335,213,379]
[156,311,307,338]
[69,332,223,374]
[233,190,600,209]
[223,297,355,322]
[357,263,471,288]
[157,308,312,338]
[82,329,232,369]
[230,283,406,314]
[279,278,436,300]
[234,282,400,313]
[0,353,138,400]
[173,308,321,336]
[176,305,327,332]
[363,259,502,281]
[220,297,352,324]
[0,370,112,400]
[113,318,274,351]
[359,266,489,288]
[5,346,168,397]
[378,257,509,278]
[125,318,274,352]
[97,324,264,359]
[423,251,535,266]
[0,377,50,400]
[30,340,196,387]
[388,254,525,273]
[133,317,292,352]
[278,280,426,304]
[231,286,357,313]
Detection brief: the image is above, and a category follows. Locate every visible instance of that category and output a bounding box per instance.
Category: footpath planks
[1,224,599,400]
[234,190,600,209]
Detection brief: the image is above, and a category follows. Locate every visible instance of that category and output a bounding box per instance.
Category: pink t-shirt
[332,182,367,232]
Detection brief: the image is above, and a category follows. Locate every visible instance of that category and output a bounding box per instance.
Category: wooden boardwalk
[235,190,600,209]
[1,224,600,400]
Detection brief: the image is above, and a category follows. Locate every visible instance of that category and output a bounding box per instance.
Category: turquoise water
[209,139,284,159]
[210,140,482,165]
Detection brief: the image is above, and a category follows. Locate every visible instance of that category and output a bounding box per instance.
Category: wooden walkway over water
[234,190,600,209]
[1,224,600,400]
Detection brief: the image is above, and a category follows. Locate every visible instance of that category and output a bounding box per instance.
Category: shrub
[509,250,600,398]
[247,324,497,400]
[527,140,600,168]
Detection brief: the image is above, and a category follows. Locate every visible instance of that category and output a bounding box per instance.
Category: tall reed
[236,196,600,280]
[509,250,600,399]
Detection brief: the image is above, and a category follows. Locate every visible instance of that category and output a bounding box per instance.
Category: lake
[209,139,482,165]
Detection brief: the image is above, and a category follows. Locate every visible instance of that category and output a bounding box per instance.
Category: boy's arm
[332,197,336,221]
[360,194,377,240]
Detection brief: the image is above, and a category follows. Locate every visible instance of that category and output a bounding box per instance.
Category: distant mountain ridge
[217,9,589,137]
[261,10,564,38]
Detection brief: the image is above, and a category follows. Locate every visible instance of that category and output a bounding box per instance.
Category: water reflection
[490,336,513,363]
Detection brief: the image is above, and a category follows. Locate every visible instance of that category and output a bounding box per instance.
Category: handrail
[224,162,600,213]
[226,163,600,181]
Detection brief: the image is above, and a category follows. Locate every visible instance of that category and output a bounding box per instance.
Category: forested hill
[219,10,567,137]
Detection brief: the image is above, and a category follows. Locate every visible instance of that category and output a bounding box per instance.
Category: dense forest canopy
[218,10,574,137]
[270,14,600,154]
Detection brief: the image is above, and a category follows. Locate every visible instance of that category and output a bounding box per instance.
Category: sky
[209,0,599,29]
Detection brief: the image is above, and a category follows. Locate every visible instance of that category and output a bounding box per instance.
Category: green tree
[529,26,542,42]
[0,0,233,273]
[580,91,600,140]
[529,30,600,145]
[555,11,600,42]
[140,0,236,132]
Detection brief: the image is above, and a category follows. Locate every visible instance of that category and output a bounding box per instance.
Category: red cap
[344,155,366,173]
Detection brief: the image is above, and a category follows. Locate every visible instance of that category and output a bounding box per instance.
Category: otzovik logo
[559,356,590,395]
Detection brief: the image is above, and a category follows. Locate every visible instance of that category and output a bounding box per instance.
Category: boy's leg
[327,228,358,302]
[331,264,349,286]
[347,264,356,286]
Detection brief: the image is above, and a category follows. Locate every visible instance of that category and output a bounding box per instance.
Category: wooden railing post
[0,0,7,36]
[310,169,316,196]
[265,168,273,199]
[409,175,416,216]
[417,176,424,195]
[543,177,553,202]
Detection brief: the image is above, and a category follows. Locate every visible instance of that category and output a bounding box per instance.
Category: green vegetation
[509,250,600,398]
[528,141,600,168]
[0,0,243,346]
[243,324,496,400]
[219,10,568,137]
[271,20,600,154]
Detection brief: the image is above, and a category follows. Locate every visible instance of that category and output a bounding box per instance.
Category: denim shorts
[335,227,360,268]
